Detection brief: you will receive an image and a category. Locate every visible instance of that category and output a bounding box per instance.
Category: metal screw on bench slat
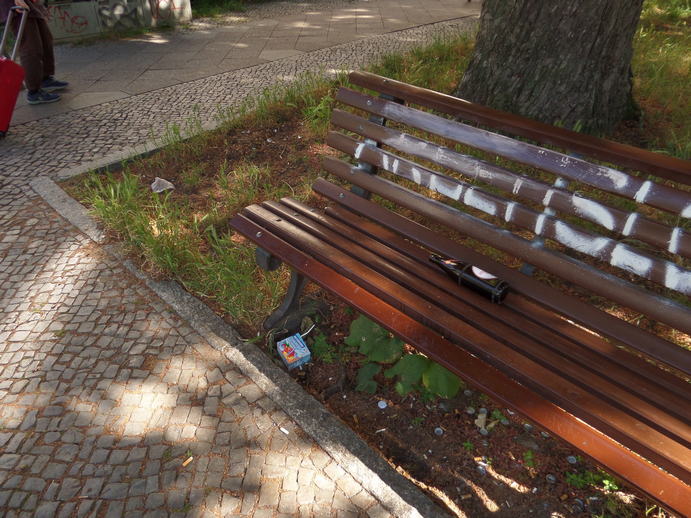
[256,232,262,238]
[338,193,345,198]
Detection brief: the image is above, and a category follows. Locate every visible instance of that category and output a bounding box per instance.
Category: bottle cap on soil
[377,400,387,409]
[566,455,578,464]
[478,407,488,415]
[479,428,488,436]
[434,427,444,436]
[546,474,557,484]
[523,423,533,432]
[463,389,473,397]
[466,407,475,415]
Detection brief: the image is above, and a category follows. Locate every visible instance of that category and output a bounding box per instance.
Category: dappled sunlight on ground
[0,197,388,516]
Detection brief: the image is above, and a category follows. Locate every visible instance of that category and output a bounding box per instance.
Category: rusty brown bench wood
[230,71,691,516]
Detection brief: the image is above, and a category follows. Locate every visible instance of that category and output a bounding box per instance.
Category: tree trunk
[456,0,643,134]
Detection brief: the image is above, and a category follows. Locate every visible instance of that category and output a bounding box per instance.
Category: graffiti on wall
[97,0,141,30]
[47,4,90,35]
[46,0,191,41]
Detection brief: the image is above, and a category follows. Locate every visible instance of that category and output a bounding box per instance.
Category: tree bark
[456,0,643,134]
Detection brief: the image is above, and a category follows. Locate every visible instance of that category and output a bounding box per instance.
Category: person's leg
[36,17,54,79]
[15,17,42,92]
[15,16,60,103]
[36,18,69,92]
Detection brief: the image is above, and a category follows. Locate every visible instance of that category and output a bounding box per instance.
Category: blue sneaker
[27,89,61,104]
[41,76,69,92]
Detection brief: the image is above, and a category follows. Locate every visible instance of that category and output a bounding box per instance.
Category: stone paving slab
[1,17,478,205]
[9,0,479,126]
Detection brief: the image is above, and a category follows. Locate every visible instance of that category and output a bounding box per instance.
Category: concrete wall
[47,0,192,41]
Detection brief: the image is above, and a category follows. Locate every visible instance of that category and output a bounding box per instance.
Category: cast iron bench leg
[255,247,310,332]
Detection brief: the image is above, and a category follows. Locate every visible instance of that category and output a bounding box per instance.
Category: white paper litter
[151,177,175,193]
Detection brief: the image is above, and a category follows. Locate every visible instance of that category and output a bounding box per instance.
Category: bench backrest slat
[322,156,691,334]
[331,108,691,258]
[336,88,691,217]
[327,131,690,294]
[313,178,691,376]
[348,71,691,185]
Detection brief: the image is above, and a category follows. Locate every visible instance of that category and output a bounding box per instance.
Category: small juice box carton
[276,333,311,370]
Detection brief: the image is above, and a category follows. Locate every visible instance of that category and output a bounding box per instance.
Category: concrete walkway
[12,0,479,125]
[0,1,480,516]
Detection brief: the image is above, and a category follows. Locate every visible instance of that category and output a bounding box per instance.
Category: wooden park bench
[230,71,691,515]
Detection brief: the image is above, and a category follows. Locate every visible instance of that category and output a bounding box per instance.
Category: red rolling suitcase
[0,6,28,138]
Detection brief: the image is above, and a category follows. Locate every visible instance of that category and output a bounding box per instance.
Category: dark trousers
[14,16,54,91]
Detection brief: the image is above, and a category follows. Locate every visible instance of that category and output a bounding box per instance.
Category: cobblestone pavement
[0,6,479,516]
[0,200,393,517]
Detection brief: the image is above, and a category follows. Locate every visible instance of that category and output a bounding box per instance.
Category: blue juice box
[276,333,311,369]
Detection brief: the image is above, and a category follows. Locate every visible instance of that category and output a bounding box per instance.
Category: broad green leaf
[394,381,414,396]
[422,362,462,399]
[345,315,403,364]
[345,315,388,348]
[384,354,430,384]
[355,363,381,394]
[356,379,378,394]
[311,333,335,363]
[366,337,404,363]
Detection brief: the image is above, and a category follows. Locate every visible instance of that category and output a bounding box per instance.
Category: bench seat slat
[330,109,691,258]
[229,212,691,517]
[336,88,691,217]
[238,203,691,483]
[348,71,691,185]
[323,157,691,334]
[323,202,691,403]
[328,131,689,292]
[277,198,691,424]
[313,178,691,376]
